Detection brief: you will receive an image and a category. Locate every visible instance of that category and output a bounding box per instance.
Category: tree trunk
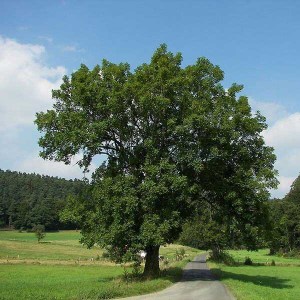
[143,245,160,278]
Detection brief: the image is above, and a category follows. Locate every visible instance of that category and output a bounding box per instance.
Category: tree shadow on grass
[210,268,294,290]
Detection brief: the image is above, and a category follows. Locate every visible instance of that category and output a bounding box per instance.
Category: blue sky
[0,0,300,197]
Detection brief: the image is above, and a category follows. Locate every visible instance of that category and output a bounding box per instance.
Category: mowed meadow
[0,230,200,300]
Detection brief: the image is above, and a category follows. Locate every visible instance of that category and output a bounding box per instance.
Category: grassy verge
[208,249,300,300]
[0,230,201,299]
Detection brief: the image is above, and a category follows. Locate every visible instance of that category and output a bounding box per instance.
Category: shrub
[271,259,276,266]
[102,251,110,259]
[131,261,142,278]
[244,257,253,265]
[285,249,300,258]
[162,258,169,267]
[209,251,236,266]
[175,248,186,261]
[32,224,46,243]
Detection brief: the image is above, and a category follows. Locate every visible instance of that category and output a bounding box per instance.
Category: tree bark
[143,245,160,278]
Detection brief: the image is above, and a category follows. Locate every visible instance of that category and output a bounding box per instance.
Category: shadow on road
[181,268,218,282]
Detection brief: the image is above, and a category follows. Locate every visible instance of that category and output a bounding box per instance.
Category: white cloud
[0,36,91,180]
[17,153,96,180]
[247,98,300,198]
[263,113,300,151]
[262,112,300,198]
[0,36,66,132]
[0,128,23,161]
[249,98,288,125]
[274,176,295,199]
[274,151,300,180]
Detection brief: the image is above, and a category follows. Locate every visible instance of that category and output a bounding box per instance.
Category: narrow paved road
[117,254,235,300]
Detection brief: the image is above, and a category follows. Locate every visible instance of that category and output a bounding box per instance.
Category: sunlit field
[228,249,300,265]
[0,230,201,300]
[209,249,300,300]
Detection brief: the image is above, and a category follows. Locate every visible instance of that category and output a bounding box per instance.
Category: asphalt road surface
[116,254,235,300]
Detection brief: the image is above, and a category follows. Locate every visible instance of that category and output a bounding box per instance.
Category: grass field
[209,249,300,300]
[228,249,300,265]
[3,230,300,300]
[0,230,104,261]
[0,230,201,299]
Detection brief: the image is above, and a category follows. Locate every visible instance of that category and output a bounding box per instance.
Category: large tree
[35,44,277,276]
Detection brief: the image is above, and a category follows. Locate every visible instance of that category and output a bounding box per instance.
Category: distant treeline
[1,167,299,255]
[0,169,85,230]
[268,174,300,254]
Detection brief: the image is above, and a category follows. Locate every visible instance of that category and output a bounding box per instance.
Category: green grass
[0,264,121,300]
[0,230,104,261]
[0,230,201,299]
[160,243,200,260]
[209,249,300,300]
[211,264,300,300]
[0,230,199,263]
[227,249,300,265]
[0,263,186,300]
[0,230,82,242]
